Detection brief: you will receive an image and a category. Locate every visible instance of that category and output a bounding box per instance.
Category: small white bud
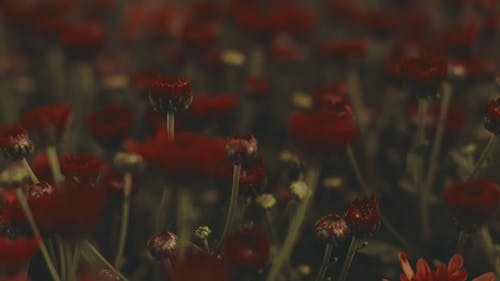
[255,194,277,209]
[290,180,310,200]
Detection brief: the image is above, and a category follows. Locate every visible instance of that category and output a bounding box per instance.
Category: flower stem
[415,98,430,240]
[56,237,66,280]
[166,111,175,139]
[47,146,64,184]
[15,188,61,281]
[21,158,39,184]
[177,189,195,254]
[114,172,132,269]
[316,243,334,281]
[424,82,452,194]
[83,240,129,281]
[468,135,497,180]
[218,164,242,250]
[338,237,358,281]
[155,188,170,231]
[266,165,320,281]
[455,231,467,254]
[477,227,500,277]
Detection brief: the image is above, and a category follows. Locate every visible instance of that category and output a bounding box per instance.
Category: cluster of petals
[21,103,71,147]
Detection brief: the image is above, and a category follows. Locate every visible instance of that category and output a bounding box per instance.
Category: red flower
[407,101,467,138]
[245,76,271,100]
[289,110,359,154]
[344,195,381,236]
[58,22,106,59]
[125,130,225,183]
[311,82,350,112]
[132,72,161,97]
[0,125,34,161]
[86,102,133,148]
[21,103,71,147]
[170,252,232,281]
[0,234,40,274]
[383,54,404,85]
[225,134,258,164]
[215,156,267,191]
[147,231,177,260]
[317,39,368,58]
[59,154,104,185]
[149,76,192,114]
[315,213,350,245]
[400,55,448,98]
[395,252,495,281]
[485,97,500,135]
[223,225,269,269]
[443,178,499,231]
[182,94,239,124]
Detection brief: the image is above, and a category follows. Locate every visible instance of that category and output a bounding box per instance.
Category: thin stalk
[266,165,320,281]
[155,188,170,231]
[177,189,194,254]
[218,164,242,250]
[21,158,39,184]
[47,239,57,268]
[316,243,334,281]
[166,111,175,139]
[15,188,61,281]
[455,231,467,254]
[337,237,358,281]
[424,83,452,193]
[56,237,66,281]
[415,99,430,240]
[47,146,64,183]
[114,172,133,269]
[64,241,73,281]
[478,227,500,277]
[468,135,497,180]
[347,70,368,132]
[68,242,80,281]
[83,240,129,281]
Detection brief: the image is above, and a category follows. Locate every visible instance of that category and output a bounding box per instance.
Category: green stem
[468,135,497,180]
[56,237,66,281]
[114,172,132,269]
[155,188,170,231]
[47,146,64,184]
[415,98,430,240]
[477,227,500,277]
[166,111,175,139]
[83,240,129,281]
[21,158,39,184]
[177,189,195,254]
[347,70,368,132]
[218,164,242,250]
[68,242,80,281]
[337,237,358,281]
[266,165,320,281]
[15,188,61,281]
[316,243,334,281]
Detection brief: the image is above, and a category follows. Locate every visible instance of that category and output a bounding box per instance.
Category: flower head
[225,134,258,164]
[443,178,499,232]
[86,102,134,148]
[0,125,34,161]
[400,55,448,99]
[223,225,270,269]
[148,231,177,260]
[59,154,104,185]
[311,82,350,112]
[149,76,192,114]
[21,104,71,147]
[0,234,40,274]
[344,195,381,236]
[315,213,350,245]
[215,156,267,191]
[484,97,500,135]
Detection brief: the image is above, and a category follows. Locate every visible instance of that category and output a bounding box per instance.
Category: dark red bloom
[344,195,381,236]
[21,103,71,147]
[0,125,34,161]
[317,39,368,58]
[31,16,70,38]
[149,76,192,114]
[0,234,40,274]
[125,130,225,183]
[215,156,267,191]
[245,76,271,100]
[484,97,500,135]
[59,154,104,185]
[132,72,161,97]
[170,252,232,281]
[86,102,134,148]
[182,94,239,125]
[58,22,106,59]
[311,82,350,112]
[225,134,258,164]
[147,231,177,260]
[315,213,350,245]
[407,101,467,138]
[289,110,359,154]
[443,178,499,231]
[223,225,269,269]
[400,55,448,99]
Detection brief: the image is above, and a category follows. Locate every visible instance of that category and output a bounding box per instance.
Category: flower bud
[315,213,350,245]
[0,125,34,161]
[290,180,310,200]
[98,269,122,281]
[225,134,258,164]
[149,77,192,114]
[148,231,177,260]
[344,195,381,237]
[255,194,277,210]
[113,152,144,173]
[0,163,30,188]
[194,226,212,241]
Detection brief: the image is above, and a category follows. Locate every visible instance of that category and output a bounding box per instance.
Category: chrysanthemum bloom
[149,76,192,114]
[225,134,258,164]
[407,101,467,138]
[215,156,267,191]
[59,154,104,184]
[125,130,225,183]
[0,230,40,278]
[223,225,270,269]
[21,103,71,147]
[180,94,239,128]
[289,109,359,155]
[400,55,448,99]
[392,252,494,281]
[317,39,368,58]
[484,97,500,135]
[442,178,499,232]
[148,231,177,260]
[344,195,381,237]
[245,76,271,100]
[169,252,232,281]
[311,82,349,112]
[86,102,134,148]
[315,213,350,245]
[58,21,106,59]
[0,125,34,161]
